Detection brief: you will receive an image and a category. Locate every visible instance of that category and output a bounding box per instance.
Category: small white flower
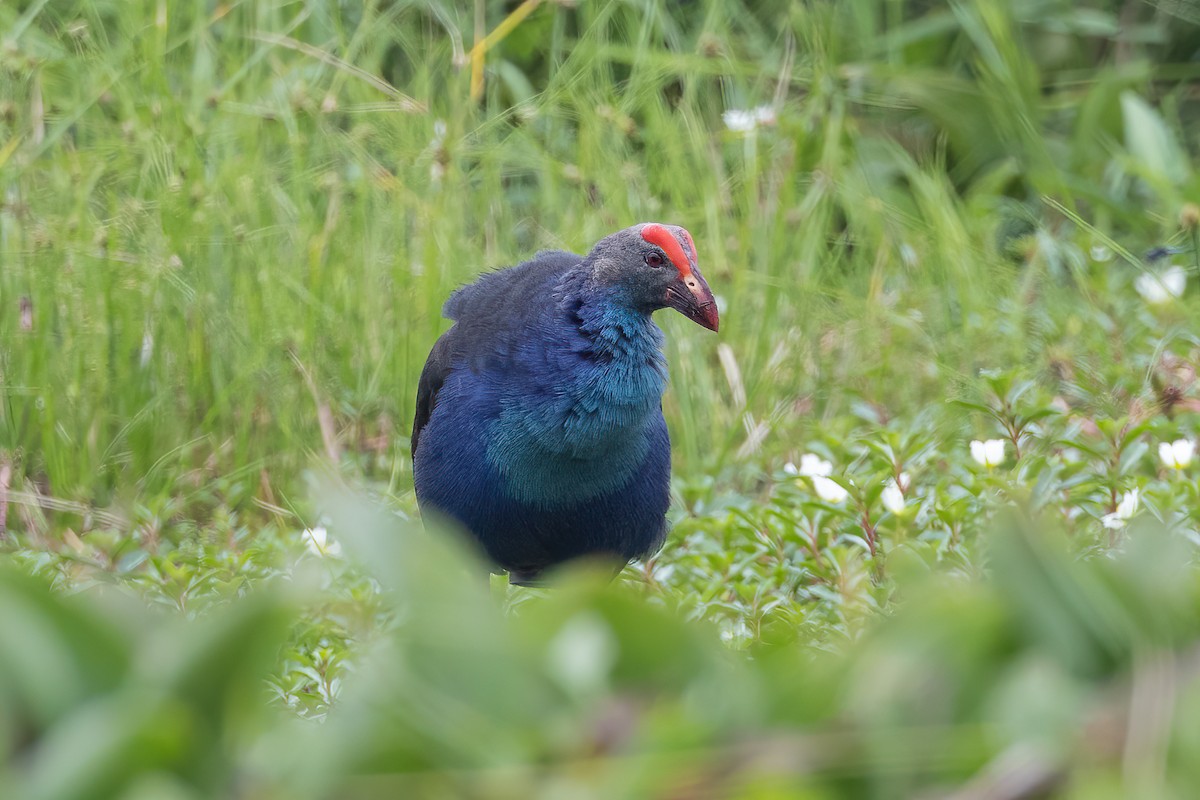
[1089,245,1112,262]
[797,453,833,477]
[304,526,341,558]
[811,475,849,503]
[783,462,798,476]
[1159,439,1194,470]
[880,480,906,514]
[548,613,616,692]
[722,104,776,133]
[970,439,1007,468]
[1135,265,1186,304]
[719,619,753,644]
[1102,488,1140,529]
[1116,488,1139,518]
[722,109,756,133]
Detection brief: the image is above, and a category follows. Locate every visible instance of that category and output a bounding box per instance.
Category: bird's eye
[645,252,665,268]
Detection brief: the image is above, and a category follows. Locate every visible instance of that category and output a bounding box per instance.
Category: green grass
[4,0,1200,795]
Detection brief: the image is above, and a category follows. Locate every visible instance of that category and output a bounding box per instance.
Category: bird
[411,223,718,585]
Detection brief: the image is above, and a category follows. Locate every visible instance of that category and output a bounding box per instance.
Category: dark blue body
[413,252,672,576]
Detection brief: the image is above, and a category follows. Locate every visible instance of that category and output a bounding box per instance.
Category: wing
[411,330,454,458]
[411,249,584,458]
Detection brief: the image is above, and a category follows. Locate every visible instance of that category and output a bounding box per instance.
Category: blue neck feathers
[484,274,668,507]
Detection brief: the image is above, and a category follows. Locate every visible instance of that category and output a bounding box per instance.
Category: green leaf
[1121,91,1190,183]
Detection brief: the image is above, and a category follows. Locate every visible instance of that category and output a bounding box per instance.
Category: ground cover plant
[3,0,1200,796]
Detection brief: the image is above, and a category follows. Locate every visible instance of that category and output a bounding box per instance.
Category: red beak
[665,266,719,332]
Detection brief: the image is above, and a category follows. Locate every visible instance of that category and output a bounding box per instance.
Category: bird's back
[441,250,582,363]
[411,250,581,456]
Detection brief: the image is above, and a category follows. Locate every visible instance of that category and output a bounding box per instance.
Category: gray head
[586,223,719,332]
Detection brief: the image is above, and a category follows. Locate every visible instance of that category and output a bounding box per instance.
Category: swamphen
[412,223,718,585]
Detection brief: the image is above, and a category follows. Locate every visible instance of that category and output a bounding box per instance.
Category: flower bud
[1181,203,1200,231]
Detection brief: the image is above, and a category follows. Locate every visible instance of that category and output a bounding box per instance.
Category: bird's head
[587,223,719,332]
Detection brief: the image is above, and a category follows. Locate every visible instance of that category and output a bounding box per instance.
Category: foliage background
[3,0,1200,797]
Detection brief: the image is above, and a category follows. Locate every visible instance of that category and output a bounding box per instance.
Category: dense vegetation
[3,0,1200,796]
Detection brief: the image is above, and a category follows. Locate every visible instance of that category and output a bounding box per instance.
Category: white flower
[880,480,906,514]
[1101,488,1140,529]
[1159,439,1194,470]
[548,613,616,692]
[722,104,776,133]
[811,475,849,503]
[1089,245,1112,262]
[719,619,753,644]
[970,439,1007,468]
[1116,488,1139,518]
[304,526,341,558]
[787,453,845,501]
[1135,265,1186,304]
[796,453,833,477]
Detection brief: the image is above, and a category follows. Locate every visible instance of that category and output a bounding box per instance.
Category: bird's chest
[559,350,667,444]
[485,338,668,507]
